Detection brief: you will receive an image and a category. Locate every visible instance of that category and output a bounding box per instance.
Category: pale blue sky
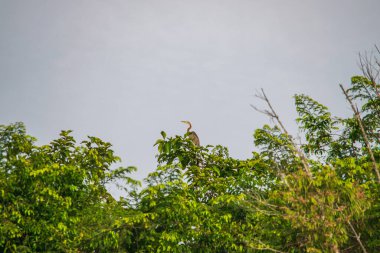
[1,0,380,197]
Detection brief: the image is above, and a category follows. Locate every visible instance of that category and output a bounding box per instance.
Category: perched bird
[181,120,200,146]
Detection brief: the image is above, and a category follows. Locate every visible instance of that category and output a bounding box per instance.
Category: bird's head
[181,120,191,126]
[181,120,192,131]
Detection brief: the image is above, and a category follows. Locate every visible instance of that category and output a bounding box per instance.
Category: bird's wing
[189,131,200,146]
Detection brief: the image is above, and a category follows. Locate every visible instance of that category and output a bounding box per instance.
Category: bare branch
[339,84,380,183]
[253,89,312,177]
[347,220,368,253]
[374,44,380,67]
[358,49,380,98]
[250,104,275,118]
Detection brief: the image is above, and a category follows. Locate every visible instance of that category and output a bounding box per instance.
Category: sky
[1,0,380,197]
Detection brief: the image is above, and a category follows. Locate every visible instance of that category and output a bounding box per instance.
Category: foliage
[116,135,268,252]
[1,51,380,252]
[119,72,379,252]
[0,123,138,252]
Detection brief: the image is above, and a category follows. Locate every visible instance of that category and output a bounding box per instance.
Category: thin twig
[339,84,380,183]
[358,49,380,98]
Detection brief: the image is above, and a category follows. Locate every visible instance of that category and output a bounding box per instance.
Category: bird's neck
[187,123,192,132]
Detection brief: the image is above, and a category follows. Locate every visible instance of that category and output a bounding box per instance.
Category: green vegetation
[1,53,380,252]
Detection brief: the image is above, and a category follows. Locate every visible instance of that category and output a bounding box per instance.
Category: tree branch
[347,220,368,253]
[339,84,380,183]
[247,239,287,253]
[252,88,312,177]
[358,49,380,98]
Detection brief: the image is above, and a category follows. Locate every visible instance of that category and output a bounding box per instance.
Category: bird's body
[181,121,200,146]
[188,131,200,147]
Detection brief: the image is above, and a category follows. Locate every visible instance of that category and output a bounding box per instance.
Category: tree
[118,48,380,252]
[2,47,380,252]
[0,122,138,252]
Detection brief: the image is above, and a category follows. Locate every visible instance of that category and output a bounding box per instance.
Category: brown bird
[181,120,200,146]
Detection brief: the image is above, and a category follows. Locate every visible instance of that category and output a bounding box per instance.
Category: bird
[181,121,200,146]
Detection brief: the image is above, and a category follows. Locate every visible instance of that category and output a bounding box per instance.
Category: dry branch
[347,220,368,253]
[358,48,380,98]
[251,88,312,177]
